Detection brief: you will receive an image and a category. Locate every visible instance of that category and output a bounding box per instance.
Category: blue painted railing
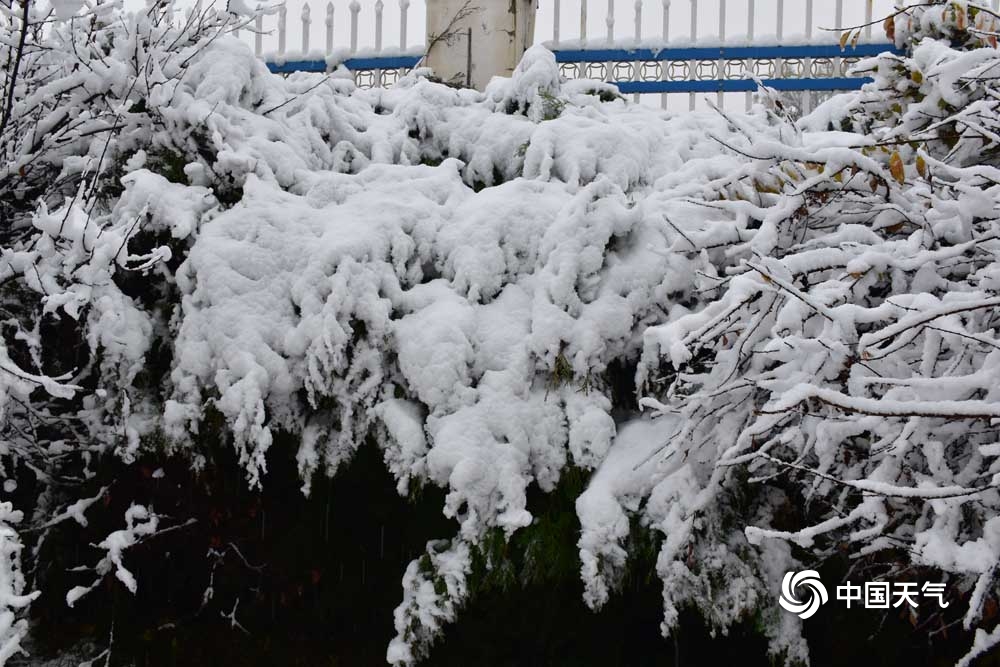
[265,43,903,95]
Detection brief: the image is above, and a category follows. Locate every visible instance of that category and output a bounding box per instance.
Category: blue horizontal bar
[616,76,872,94]
[344,55,422,70]
[553,43,900,63]
[266,45,897,75]
[266,55,421,74]
[267,60,327,73]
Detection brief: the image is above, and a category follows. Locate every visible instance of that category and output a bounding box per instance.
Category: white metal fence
[244,0,944,110]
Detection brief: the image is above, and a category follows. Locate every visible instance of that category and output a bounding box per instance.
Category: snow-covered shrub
[0,503,38,663]
[7,0,1000,664]
[0,0,259,656]
[0,2,753,659]
[159,49,751,661]
[622,2,1000,663]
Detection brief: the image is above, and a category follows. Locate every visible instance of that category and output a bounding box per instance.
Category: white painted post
[864,0,872,40]
[350,1,360,53]
[745,0,754,110]
[689,0,697,111]
[581,0,588,42]
[326,2,334,54]
[255,4,263,56]
[634,0,642,103]
[425,1,537,90]
[278,4,286,54]
[554,0,561,44]
[717,0,725,109]
[302,3,311,53]
[661,0,670,109]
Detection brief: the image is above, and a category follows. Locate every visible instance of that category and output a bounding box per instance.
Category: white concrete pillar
[425,0,537,90]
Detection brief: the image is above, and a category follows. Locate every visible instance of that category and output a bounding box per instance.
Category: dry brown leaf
[889,151,905,184]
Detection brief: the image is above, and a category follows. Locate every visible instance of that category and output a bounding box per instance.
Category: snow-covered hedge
[3,0,1000,664]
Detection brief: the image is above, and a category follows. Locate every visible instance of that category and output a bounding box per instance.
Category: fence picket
[717,0,725,109]
[661,0,669,109]
[689,0,697,111]
[745,0,754,110]
[302,3,310,53]
[400,0,409,49]
[326,3,334,54]
[634,0,642,102]
[254,4,262,56]
[254,1,898,110]
[278,3,286,54]
[350,1,360,53]
[554,0,561,44]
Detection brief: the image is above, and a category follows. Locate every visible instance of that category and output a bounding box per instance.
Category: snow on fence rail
[251,0,921,110]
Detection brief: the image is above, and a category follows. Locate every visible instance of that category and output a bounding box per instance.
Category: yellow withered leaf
[884,16,895,41]
[889,151,905,184]
[916,154,928,178]
[840,31,851,50]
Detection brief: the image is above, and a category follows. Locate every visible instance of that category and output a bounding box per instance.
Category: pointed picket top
[399,0,409,49]
[350,0,360,52]
[303,2,311,22]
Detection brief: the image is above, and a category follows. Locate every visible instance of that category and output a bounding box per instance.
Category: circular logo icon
[779,570,828,619]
